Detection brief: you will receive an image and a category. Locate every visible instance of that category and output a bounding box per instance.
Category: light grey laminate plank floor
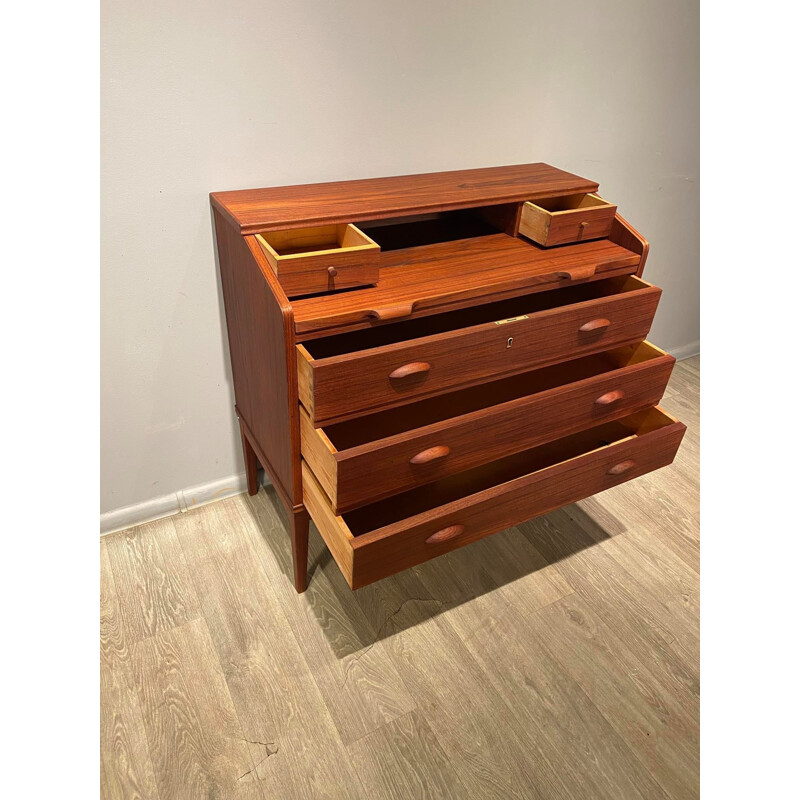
[101,356,700,800]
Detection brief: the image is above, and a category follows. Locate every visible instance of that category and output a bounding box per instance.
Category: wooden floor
[101,356,700,800]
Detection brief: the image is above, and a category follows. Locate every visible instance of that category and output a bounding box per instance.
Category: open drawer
[297,275,662,426]
[301,341,675,512]
[519,193,617,247]
[303,407,686,589]
[255,224,380,297]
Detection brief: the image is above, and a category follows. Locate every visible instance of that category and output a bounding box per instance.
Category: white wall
[101,0,699,518]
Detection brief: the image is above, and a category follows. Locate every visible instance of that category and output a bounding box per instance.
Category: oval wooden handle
[409,445,451,465]
[556,265,596,281]
[576,221,589,241]
[607,460,635,476]
[389,361,431,380]
[595,390,625,406]
[425,524,465,545]
[368,302,415,321]
[327,266,338,277]
[579,318,611,332]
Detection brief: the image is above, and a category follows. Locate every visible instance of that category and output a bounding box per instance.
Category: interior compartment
[256,223,379,261]
[529,193,611,214]
[303,276,646,359]
[359,205,517,251]
[342,407,674,535]
[321,341,665,450]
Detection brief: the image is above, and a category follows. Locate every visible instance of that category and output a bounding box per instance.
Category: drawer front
[277,255,378,297]
[519,196,617,247]
[545,208,615,246]
[303,409,685,589]
[256,224,380,297]
[298,281,661,425]
[306,344,674,512]
[348,414,685,588]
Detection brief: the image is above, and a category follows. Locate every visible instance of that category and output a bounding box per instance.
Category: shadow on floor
[241,482,627,658]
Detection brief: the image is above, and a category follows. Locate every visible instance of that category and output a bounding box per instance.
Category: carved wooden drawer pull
[389,361,431,380]
[425,524,466,544]
[327,266,338,277]
[607,460,635,476]
[556,264,596,281]
[368,302,415,321]
[579,318,611,332]
[409,445,451,465]
[595,390,625,406]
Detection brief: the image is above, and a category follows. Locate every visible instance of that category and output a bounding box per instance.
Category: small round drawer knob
[409,445,451,465]
[607,460,635,476]
[425,524,466,545]
[579,318,611,333]
[389,361,431,380]
[327,266,338,277]
[595,390,625,406]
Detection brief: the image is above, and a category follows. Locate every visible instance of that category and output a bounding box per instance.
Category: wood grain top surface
[289,234,640,338]
[211,163,598,234]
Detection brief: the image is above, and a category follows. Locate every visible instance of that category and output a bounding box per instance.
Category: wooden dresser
[211,164,685,593]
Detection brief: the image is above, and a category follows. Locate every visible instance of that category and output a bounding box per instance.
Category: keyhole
[507,337,513,348]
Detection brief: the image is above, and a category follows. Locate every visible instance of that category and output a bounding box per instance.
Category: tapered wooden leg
[239,421,260,496]
[290,507,310,593]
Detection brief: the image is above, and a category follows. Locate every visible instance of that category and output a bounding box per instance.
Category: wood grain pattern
[529,592,699,800]
[300,277,662,425]
[244,489,418,747]
[212,163,665,597]
[214,209,300,506]
[211,163,598,234]
[291,234,641,338]
[609,213,650,277]
[104,519,200,645]
[302,408,684,589]
[171,500,367,798]
[255,224,380,297]
[347,710,469,800]
[444,581,673,800]
[100,542,160,800]
[303,341,675,512]
[519,194,617,247]
[101,358,699,800]
[131,619,263,800]
[301,461,354,580]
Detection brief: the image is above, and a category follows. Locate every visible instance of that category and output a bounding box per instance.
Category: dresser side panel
[213,208,299,505]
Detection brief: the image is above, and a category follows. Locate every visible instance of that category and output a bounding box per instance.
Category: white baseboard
[101,341,701,536]
[100,472,256,536]
[669,341,700,361]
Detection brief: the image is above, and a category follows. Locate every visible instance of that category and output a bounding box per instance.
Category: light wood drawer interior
[297,275,661,425]
[255,223,380,297]
[520,193,617,247]
[301,340,675,512]
[303,406,686,588]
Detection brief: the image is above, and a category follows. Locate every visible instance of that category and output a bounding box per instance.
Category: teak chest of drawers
[211,164,685,593]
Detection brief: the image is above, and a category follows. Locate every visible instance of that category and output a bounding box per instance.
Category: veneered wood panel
[214,209,301,504]
[211,163,598,234]
[323,343,675,511]
[291,234,641,338]
[609,213,650,276]
[302,280,662,425]
[348,413,686,588]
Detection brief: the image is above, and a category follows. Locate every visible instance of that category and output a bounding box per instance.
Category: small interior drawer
[255,224,380,297]
[520,193,617,247]
[297,275,662,426]
[302,406,686,589]
[301,341,675,512]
